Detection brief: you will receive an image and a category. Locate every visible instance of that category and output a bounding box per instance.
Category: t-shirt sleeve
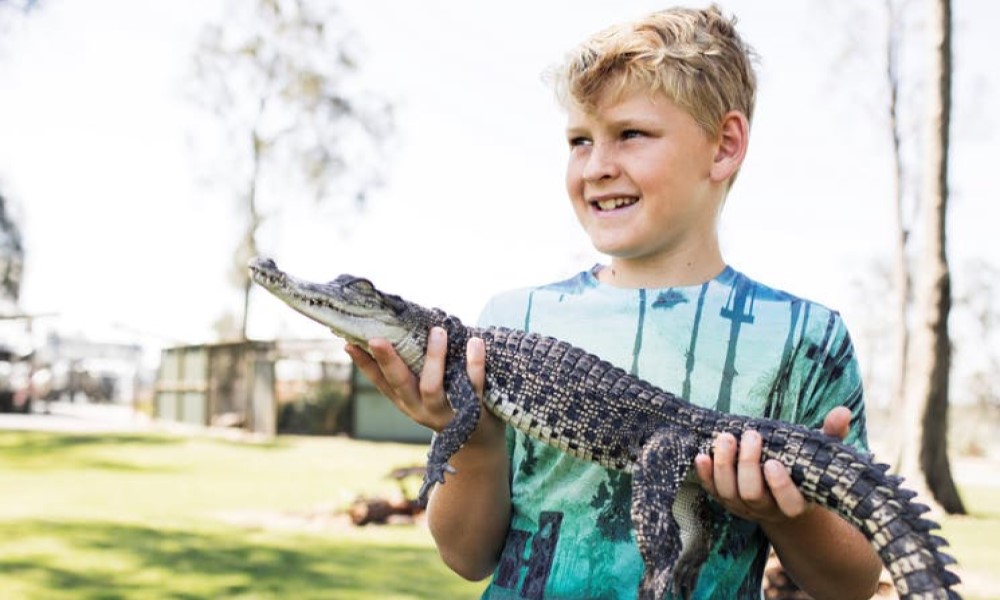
[798,314,869,451]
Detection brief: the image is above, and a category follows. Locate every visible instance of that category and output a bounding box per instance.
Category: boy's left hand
[693,407,852,524]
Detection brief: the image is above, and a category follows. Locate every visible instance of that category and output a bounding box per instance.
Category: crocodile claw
[418,462,458,503]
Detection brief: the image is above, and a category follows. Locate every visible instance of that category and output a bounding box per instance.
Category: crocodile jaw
[248,257,424,370]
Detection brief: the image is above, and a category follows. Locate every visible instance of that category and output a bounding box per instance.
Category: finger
[763,459,810,518]
[712,433,739,501]
[694,453,717,497]
[418,327,448,404]
[344,343,371,370]
[368,338,418,394]
[466,337,486,398]
[821,406,852,441]
[737,430,766,503]
[345,343,393,396]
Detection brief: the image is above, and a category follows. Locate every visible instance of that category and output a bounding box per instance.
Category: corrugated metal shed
[350,365,432,443]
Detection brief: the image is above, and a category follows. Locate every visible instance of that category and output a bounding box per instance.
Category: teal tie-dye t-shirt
[476,266,868,600]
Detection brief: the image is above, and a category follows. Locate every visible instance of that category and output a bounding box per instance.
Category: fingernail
[430,327,445,343]
[742,430,759,444]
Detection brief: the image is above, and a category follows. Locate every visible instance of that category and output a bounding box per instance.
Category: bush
[277,383,352,435]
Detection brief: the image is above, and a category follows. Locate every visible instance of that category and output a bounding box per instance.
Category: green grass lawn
[0,430,486,599]
[1,429,996,599]
[936,484,1000,600]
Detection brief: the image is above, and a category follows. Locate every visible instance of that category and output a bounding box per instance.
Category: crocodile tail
[846,469,961,600]
[754,420,961,600]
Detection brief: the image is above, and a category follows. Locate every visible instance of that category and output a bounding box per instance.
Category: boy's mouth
[592,197,639,211]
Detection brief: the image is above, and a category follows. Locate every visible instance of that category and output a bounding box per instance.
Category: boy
[347,5,882,599]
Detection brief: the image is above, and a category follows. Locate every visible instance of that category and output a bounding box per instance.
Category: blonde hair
[552,5,757,137]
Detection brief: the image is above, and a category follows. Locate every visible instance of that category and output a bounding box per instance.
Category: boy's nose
[582,144,621,181]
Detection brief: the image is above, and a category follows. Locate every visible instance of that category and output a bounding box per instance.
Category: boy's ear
[710,111,749,183]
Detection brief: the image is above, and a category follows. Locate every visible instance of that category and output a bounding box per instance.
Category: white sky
[0,0,996,370]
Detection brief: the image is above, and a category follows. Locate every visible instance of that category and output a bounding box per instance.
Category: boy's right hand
[344,327,504,446]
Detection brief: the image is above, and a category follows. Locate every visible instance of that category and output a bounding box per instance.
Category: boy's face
[564,89,724,272]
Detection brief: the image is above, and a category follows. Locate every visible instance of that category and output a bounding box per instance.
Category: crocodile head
[248,257,443,372]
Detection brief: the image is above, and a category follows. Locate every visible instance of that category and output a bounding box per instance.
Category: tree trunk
[884,0,910,469]
[899,0,965,515]
[238,129,265,341]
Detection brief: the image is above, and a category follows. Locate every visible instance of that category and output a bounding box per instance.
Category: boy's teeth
[595,197,637,211]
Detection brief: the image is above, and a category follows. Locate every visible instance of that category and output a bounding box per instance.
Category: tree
[881,0,913,469]
[191,0,393,340]
[885,0,911,464]
[0,192,24,306]
[898,0,965,514]
[0,1,35,309]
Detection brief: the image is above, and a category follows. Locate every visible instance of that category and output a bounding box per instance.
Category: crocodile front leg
[632,428,707,600]
[418,362,481,503]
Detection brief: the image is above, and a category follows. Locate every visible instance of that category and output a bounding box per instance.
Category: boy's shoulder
[480,265,847,321]
[476,268,600,329]
[717,266,820,304]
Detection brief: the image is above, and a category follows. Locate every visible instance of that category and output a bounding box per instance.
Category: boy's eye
[621,129,645,140]
[568,136,592,148]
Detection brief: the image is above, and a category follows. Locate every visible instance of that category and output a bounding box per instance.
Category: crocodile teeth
[594,197,637,211]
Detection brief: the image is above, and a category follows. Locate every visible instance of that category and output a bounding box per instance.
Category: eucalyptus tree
[823,0,965,515]
[191,0,393,339]
[899,0,964,514]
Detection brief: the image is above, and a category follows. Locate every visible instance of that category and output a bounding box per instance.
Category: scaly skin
[249,257,962,600]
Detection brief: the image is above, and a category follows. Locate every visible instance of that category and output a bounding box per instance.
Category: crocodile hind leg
[670,479,714,596]
[418,363,481,503]
[631,428,709,600]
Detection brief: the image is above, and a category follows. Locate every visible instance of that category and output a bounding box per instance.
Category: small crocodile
[248,257,961,600]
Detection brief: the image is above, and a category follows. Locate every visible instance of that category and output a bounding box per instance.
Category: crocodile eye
[348,278,375,293]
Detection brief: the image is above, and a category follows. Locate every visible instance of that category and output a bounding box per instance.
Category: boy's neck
[597,252,727,289]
